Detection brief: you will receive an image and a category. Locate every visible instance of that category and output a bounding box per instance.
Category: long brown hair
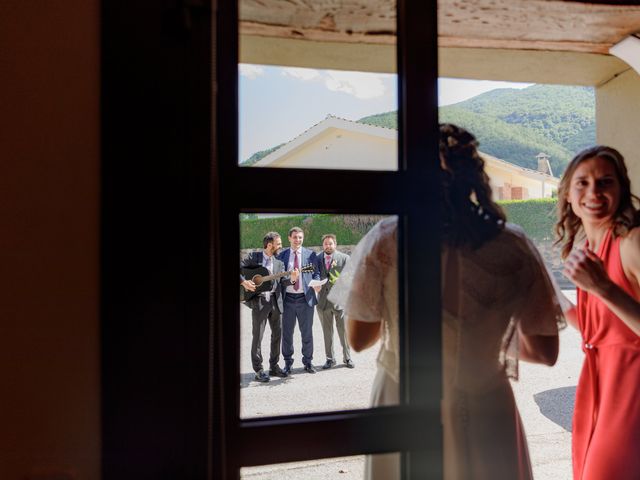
[439,123,506,248]
[555,145,640,259]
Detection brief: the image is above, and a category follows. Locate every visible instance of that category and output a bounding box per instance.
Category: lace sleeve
[499,225,566,379]
[329,217,397,323]
[512,227,567,336]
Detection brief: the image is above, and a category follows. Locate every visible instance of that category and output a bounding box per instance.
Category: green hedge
[499,198,557,241]
[240,214,386,249]
[240,200,558,249]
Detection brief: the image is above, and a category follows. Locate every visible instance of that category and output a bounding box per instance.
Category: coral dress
[573,228,640,480]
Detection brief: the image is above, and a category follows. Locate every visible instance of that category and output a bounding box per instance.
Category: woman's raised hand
[563,248,613,296]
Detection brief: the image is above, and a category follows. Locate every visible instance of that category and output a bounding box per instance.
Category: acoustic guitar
[241,263,314,302]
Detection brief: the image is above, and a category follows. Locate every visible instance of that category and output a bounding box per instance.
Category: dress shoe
[269,365,288,378]
[322,359,337,370]
[303,364,317,374]
[282,364,293,376]
[344,359,355,369]
[254,370,270,383]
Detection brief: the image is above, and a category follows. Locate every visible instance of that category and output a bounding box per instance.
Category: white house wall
[484,163,556,200]
[264,128,397,170]
[596,68,640,196]
[258,125,557,197]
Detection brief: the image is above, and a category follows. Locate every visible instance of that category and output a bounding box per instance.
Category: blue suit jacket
[278,247,320,307]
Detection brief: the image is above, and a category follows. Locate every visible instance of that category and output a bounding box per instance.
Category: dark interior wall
[0,2,101,478]
[99,1,211,478]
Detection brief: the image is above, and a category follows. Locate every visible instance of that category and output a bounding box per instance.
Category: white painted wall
[264,127,398,170]
[259,126,557,198]
[596,68,640,195]
[485,163,557,199]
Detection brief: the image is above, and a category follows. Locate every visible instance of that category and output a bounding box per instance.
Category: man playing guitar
[240,232,299,382]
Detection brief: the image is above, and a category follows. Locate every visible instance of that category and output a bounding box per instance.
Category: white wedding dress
[330,216,564,480]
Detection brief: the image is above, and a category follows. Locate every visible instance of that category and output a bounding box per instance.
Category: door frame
[100,0,443,478]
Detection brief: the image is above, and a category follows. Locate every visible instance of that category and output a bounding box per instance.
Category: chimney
[536,152,552,176]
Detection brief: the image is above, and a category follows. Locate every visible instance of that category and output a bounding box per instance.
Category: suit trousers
[317,304,351,362]
[250,296,282,373]
[282,293,314,367]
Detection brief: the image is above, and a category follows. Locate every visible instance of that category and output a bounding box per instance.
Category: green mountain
[356,111,397,130]
[357,84,596,175]
[438,107,572,173]
[241,143,285,166]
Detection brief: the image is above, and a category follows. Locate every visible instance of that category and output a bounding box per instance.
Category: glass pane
[239,214,399,418]
[437,73,594,479]
[240,453,400,480]
[238,2,398,170]
[438,78,595,186]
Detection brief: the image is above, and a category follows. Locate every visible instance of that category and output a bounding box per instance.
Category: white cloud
[281,67,321,81]
[239,64,265,79]
[438,78,533,106]
[324,71,387,99]
[250,65,391,100]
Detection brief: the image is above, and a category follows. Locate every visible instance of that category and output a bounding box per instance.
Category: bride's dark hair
[439,123,506,248]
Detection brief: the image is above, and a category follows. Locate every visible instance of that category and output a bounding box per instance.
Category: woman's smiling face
[567,156,621,229]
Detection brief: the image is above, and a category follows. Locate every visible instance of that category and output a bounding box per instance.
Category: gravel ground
[240,290,582,479]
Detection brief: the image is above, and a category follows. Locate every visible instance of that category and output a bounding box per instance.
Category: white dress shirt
[285,248,303,294]
[262,252,274,301]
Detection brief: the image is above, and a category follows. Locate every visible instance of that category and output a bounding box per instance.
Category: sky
[239,64,532,162]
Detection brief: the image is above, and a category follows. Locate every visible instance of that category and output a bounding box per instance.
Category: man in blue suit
[278,226,320,374]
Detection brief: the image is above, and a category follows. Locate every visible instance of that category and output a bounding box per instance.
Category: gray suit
[316,250,351,363]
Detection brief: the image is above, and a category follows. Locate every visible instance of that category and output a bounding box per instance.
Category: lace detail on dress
[499,224,566,380]
[444,224,565,383]
[329,217,399,382]
[329,217,396,315]
[330,219,565,384]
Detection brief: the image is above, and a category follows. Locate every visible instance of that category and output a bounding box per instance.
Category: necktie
[326,256,331,271]
[293,250,300,291]
[264,255,273,301]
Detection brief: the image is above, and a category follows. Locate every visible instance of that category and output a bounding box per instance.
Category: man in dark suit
[315,234,354,369]
[277,227,320,374]
[240,232,293,382]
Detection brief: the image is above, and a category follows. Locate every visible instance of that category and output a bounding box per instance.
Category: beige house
[253,115,558,200]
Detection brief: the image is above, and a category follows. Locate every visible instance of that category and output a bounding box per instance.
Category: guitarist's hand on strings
[290,269,300,284]
[241,279,256,292]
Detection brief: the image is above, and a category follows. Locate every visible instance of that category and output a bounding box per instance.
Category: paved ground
[511,290,581,480]
[240,290,581,479]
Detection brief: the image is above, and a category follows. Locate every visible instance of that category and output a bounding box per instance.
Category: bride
[330,123,565,480]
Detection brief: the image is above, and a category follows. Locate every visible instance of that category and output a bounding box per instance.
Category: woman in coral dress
[557,146,640,480]
[330,124,564,480]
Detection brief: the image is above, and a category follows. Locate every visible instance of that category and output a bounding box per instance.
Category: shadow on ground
[240,372,292,389]
[533,386,576,432]
[240,366,342,388]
